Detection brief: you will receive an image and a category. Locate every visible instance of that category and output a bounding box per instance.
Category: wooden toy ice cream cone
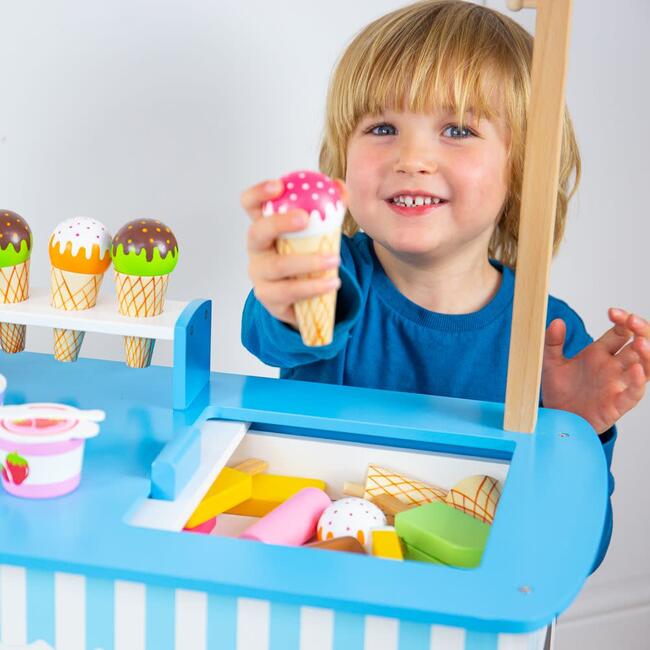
[0,211,32,353]
[364,464,448,507]
[264,171,345,346]
[445,474,502,524]
[48,218,112,362]
[111,219,178,368]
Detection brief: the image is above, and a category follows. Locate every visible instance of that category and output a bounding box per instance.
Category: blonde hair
[319,0,580,268]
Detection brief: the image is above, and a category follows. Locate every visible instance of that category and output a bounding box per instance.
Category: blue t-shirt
[242,232,615,569]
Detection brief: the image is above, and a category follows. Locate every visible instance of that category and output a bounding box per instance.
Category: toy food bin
[0,403,101,498]
[0,2,605,649]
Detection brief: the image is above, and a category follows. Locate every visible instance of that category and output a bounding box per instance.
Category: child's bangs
[336,3,523,133]
[364,53,505,126]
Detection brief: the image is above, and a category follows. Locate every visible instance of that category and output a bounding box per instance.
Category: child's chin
[387,236,441,257]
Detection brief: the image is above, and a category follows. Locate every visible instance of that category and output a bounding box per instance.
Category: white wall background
[0,1,648,647]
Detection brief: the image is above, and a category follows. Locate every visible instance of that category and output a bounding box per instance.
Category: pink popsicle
[239,487,331,545]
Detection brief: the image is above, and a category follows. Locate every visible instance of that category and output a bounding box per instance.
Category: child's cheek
[345,147,376,205]
[454,151,508,206]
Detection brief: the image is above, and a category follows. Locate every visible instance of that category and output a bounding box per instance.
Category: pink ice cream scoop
[239,487,331,546]
[263,171,345,239]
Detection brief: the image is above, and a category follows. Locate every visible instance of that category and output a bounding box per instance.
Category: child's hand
[241,179,341,328]
[541,308,649,433]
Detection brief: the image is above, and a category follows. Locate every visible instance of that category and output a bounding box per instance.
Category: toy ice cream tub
[0,402,103,498]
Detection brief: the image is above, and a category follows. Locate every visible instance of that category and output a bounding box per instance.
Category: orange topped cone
[48,217,112,362]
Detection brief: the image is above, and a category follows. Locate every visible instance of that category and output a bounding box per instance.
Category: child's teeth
[392,195,444,206]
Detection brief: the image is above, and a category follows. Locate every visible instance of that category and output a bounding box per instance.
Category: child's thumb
[543,318,567,365]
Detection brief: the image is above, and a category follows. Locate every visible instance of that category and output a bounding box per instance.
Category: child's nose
[393,145,438,175]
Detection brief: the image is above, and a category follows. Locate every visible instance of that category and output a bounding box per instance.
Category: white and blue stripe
[0,565,547,650]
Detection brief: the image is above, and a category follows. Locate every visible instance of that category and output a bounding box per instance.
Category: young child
[240,0,648,569]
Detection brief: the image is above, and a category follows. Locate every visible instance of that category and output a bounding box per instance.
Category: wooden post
[503,0,573,433]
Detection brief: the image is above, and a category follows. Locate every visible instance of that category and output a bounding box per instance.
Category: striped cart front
[0,566,547,650]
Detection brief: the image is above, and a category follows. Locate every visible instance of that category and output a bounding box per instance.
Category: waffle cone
[0,260,29,353]
[445,475,501,524]
[50,266,104,362]
[124,336,155,368]
[276,229,341,346]
[0,323,26,354]
[53,328,85,362]
[115,272,170,368]
[50,267,103,310]
[364,464,448,507]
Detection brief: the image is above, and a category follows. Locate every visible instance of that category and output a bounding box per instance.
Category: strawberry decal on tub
[2,451,29,485]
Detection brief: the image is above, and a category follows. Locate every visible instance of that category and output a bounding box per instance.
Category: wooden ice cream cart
[0,2,607,648]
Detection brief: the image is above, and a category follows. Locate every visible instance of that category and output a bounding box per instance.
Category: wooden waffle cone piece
[276,228,341,347]
[445,475,501,524]
[50,266,104,362]
[115,272,169,368]
[364,464,448,507]
[0,260,30,353]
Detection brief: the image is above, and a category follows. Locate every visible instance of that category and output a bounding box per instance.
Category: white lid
[0,403,100,443]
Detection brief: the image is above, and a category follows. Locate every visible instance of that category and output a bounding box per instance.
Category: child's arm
[541,308,648,433]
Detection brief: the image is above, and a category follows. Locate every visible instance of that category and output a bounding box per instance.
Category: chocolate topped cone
[0,211,32,353]
[112,219,179,368]
[112,219,178,267]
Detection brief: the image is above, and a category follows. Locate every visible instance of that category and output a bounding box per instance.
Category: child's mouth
[387,194,448,215]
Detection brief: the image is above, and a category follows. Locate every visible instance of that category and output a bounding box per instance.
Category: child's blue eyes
[442,125,474,138]
[366,123,474,138]
[369,123,397,136]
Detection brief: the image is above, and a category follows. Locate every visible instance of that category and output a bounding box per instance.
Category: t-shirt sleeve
[241,237,363,368]
[549,299,617,572]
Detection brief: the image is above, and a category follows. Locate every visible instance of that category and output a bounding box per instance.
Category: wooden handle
[232,458,268,476]
[343,481,365,497]
[504,0,573,432]
[507,0,537,10]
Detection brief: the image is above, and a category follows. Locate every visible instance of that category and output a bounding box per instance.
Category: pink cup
[0,403,100,498]
[240,487,331,546]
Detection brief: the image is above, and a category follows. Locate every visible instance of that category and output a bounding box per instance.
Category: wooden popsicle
[185,458,269,528]
[226,474,327,517]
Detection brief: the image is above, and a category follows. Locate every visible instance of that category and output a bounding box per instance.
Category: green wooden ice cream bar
[395,501,491,567]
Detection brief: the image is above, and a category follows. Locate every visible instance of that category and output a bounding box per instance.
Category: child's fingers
[240,179,284,221]
[543,319,566,365]
[253,251,340,282]
[626,313,650,338]
[247,210,309,253]
[254,276,341,309]
[609,307,629,321]
[615,342,642,371]
[614,363,646,414]
[598,320,633,355]
[631,335,650,378]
